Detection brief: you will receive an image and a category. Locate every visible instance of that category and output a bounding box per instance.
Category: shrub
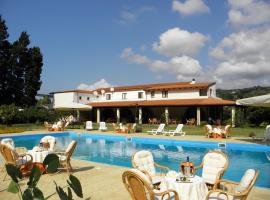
[0,104,19,125]
[135,124,143,133]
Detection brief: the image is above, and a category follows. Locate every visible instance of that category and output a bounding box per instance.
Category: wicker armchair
[204,125,213,138]
[56,140,77,173]
[122,169,179,200]
[194,150,228,189]
[132,150,169,186]
[0,144,33,180]
[206,169,259,200]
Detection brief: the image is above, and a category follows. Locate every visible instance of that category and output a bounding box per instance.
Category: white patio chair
[147,123,165,135]
[163,124,186,136]
[40,136,56,152]
[1,138,27,154]
[99,122,108,131]
[194,150,228,188]
[122,169,179,200]
[86,121,93,130]
[206,169,259,200]
[204,124,213,138]
[264,125,270,141]
[222,125,231,138]
[132,150,169,186]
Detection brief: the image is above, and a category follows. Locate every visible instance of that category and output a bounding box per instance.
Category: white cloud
[228,0,270,27]
[121,48,202,81]
[117,6,156,24]
[153,27,208,57]
[77,79,113,90]
[172,0,209,16]
[210,27,270,88]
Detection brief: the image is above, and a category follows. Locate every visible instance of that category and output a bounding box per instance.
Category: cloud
[77,79,113,90]
[121,48,202,81]
[172,0,209,16]
[153,27,208,57]
[117,6,156,24]
[228,0,270,27]
[210,27,270,88]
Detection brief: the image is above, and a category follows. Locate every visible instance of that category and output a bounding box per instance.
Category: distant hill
[216,86,270,101]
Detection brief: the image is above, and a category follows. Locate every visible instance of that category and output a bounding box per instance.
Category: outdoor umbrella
[236,94,270,107]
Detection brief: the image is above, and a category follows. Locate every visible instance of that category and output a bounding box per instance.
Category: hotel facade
[52,80,236,126]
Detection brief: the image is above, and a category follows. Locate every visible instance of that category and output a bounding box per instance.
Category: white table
[27,148,52,163]
[159,175,208,200]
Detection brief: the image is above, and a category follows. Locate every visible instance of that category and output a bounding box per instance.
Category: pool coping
[1,131,270,152]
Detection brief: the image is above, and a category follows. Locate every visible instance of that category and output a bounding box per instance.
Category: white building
[52,80,235,125]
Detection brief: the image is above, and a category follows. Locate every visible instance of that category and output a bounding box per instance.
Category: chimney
[190,78,196,84]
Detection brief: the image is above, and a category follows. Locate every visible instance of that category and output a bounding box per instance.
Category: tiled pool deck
[0,129,270,199]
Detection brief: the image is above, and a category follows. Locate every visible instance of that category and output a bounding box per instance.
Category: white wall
[208,85,216,97]
[94,90,146,102]
[54,92,75,107]
[145,89,207,100]
[76,93,96,104]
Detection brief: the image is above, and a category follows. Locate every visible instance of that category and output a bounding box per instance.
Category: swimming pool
[1,132,270,188]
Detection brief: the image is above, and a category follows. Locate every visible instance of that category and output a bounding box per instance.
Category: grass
[0,123,44,134]
[0,123,265,137]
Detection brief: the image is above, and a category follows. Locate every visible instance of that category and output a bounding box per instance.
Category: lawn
[0,123,265,137]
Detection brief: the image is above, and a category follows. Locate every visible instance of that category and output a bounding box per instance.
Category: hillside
[216,86,270,101]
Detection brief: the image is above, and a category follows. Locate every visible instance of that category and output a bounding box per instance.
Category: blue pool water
[1,132,270,188]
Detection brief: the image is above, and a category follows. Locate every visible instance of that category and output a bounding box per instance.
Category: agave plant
[6,153,83,200]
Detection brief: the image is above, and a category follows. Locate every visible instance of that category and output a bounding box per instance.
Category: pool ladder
[218,142,227,149]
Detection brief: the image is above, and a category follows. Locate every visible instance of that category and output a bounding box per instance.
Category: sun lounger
[163,124,186,136]
[99,122,108,131]
[86,121,93,130]
[147,123,165,135]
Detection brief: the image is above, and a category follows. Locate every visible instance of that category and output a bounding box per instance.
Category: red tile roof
[89,98,235,107]
[52,81,215,94]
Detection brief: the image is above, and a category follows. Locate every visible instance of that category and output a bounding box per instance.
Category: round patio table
[27,149,52,163]
[159,175,208,200]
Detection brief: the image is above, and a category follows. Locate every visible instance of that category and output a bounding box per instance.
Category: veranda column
[196,107,201,126]
[138,107,142,124]
[231,106,236,127]
[116,108,120,123]
[165,107,169,124]
[97,108,100,123]
[76,109,80,122]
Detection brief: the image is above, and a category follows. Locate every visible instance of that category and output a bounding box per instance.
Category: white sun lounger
[163,124,186,136]
[147,123,165,135]
[86,121,93,130]
[99,122,108,131]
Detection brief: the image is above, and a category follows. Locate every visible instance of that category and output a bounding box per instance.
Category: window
[106,94,111,100]
[151,91,155,98]
[122,93,127,99]
[200,89,207,96]
[138,92,143,99]
[79,96,82,100]
[162,91,168,98]
[87,97,90,101]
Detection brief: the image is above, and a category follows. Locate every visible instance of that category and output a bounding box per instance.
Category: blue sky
[1,0,270,93]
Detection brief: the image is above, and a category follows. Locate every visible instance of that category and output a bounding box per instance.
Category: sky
[1,0,270,93]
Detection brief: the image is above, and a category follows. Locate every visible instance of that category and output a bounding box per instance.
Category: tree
[0,16,12,105]
[0,16,43,107]
[23,47,43,106]
[11,32,30,106]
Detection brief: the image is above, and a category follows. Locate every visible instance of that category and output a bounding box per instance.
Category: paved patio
[0,130,270,199]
